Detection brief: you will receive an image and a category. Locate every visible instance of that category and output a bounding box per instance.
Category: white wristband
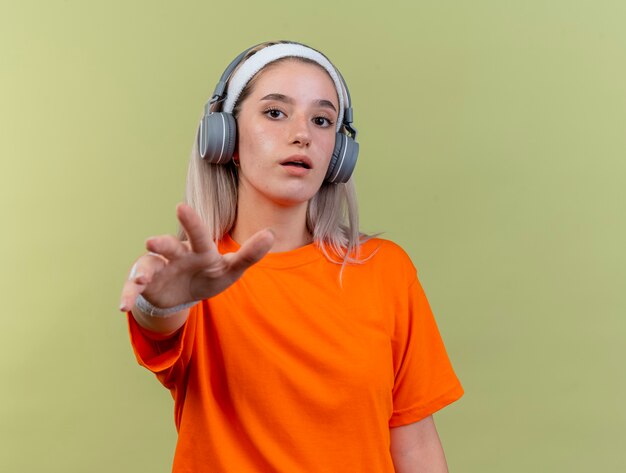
[135,294,196,318]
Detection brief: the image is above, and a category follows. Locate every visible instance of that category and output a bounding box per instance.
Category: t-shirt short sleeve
[127,305,199,390]
[389,275,464,427]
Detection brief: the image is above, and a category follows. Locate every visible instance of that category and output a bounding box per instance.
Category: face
[234,59,339,208]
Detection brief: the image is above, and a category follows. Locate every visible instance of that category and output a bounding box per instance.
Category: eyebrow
[260,93,337,112]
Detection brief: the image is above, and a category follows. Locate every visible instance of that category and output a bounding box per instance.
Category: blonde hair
[182,41,367,264]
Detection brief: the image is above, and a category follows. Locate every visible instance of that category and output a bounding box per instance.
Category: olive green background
[1,0,624,471]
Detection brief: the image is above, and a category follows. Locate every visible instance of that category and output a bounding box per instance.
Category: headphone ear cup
[325,133,359,183]
[197,112,237,164]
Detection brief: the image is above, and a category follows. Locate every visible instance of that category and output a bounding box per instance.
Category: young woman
[119,41,463,472]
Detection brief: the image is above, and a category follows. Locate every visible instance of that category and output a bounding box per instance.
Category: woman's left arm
[389,415,449,473]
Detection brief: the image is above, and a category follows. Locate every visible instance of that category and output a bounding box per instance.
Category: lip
[279,155,313,170]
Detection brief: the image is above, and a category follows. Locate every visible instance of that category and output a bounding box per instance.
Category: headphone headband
[209,42,354,136]
[221,43,346,132]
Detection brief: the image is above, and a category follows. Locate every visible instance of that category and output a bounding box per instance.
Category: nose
[290,114,311,147]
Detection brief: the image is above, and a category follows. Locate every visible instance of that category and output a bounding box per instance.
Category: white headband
[222,43,346,132]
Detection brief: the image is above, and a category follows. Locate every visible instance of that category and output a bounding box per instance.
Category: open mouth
[281,160,311,169]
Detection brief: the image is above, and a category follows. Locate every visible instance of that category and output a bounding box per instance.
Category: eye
[313,116,334,128]
[263,108,285,119]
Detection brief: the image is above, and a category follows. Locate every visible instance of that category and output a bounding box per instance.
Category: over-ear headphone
[197,42,359,184]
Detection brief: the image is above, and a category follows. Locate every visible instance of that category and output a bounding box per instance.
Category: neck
[232,193,312,253]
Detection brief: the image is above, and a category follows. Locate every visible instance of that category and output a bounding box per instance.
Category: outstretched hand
[119,203,274,312]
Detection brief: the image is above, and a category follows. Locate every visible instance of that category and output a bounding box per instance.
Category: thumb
[224,229,275,274]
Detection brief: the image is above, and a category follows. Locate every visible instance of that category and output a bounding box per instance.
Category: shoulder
[357,237,418,284]
[360,237,414,265]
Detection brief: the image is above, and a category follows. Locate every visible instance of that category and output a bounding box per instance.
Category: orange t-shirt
[128,236,463,472]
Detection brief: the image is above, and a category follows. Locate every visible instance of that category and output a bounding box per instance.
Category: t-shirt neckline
[219,233,324,269]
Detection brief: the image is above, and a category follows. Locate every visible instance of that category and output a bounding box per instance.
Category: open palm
[120,203,274,312]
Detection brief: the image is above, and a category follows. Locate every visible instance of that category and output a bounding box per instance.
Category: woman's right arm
[119,203,274,336]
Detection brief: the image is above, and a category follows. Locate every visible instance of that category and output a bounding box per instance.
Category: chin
[268,185,322,207]
[240,174,325,208]
[271,193,316,207]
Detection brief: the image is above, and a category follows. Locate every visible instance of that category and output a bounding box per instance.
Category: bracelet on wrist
[135,294,197,318]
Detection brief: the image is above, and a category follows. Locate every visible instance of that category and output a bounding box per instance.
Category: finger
[119,254,168,311]
[128,261,140,281]
[120,259,155,311]
[176,203,212,254]
[224,229,274,274]
[135,253,168,285]
[119,278,142,312]
[146,234,188,261]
